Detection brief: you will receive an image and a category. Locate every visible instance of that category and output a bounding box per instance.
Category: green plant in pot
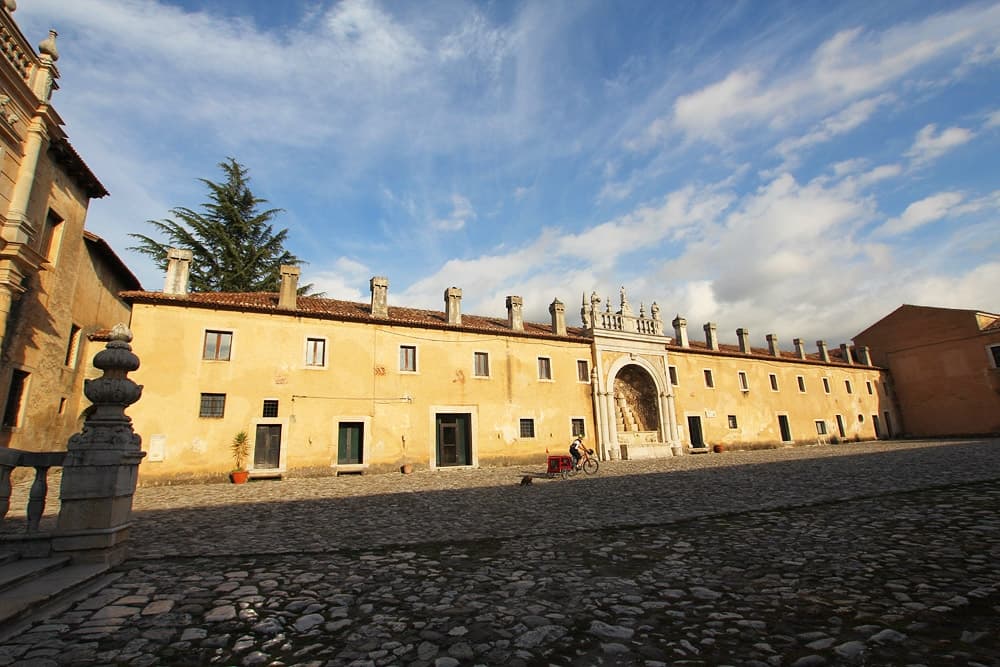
[230,430,250,484]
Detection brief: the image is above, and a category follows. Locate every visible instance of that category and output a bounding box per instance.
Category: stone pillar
[767,334,780,357]
[840,343,854,365]
[603,391,620,460]
[3,117,48,246]
[444,287,462,326]
[278,265,300,309]
[163,248,192,294]
[816,340,830,363]
[53,324,146,566]
[549,298,566,336]
[793,338,807,359]
[672,315,689,347]
[506,296,523,332]
[737,328,751,354]
[704,322,719,351]
[370,276,389,318]
[859,345,873,366]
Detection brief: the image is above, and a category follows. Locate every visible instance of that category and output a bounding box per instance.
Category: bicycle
[564,448,599,478]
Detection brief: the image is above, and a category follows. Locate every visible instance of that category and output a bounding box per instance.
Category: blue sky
[16,0,1000,347]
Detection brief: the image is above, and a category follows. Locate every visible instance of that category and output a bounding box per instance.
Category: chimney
[278,265,300,309]
[816,340,830,363]
[549,298,566,336]
[506,296,524,331]
[840,343,854,365]
[766,334,780,357]
[859,345,873,366]
[672,315,689,347]
[370,276,389,318]
[703,322,718,351]
[793,338,807,359]
[163,248,192,295]
[444,287,462,326]
[737,328,751,354]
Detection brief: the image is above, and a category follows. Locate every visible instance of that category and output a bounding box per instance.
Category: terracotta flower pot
[712,444,725,453]
[230,470,250,484]
[400,464,414,474]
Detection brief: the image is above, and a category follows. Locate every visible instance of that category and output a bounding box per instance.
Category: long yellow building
[123,256,892,484]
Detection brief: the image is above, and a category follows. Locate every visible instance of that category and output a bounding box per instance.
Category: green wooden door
[337,422,364,464]
[436,413,471,466]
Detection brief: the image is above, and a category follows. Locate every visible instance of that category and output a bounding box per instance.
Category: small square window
[305,338,326,367]
[845,380,853,394]
[65,324,82,368]
[199,393,226,418]
[519,418,535,438]
[474,352,490,377]
[262,399,279,418]
[797,376,806,393]
[769,374,779,391]
[815,420,827,435]
[704,369,715,388]
[866,381,873,395]
[571,418,585,437]
[668,366,678,386]
[577,360,589,382]
[822,377,831,394]
[400,345,417,372]
[727,414,738,429]
[738,371,749,392]
[990,344,1000,368]
[203,330,233,361]
[538,357,552,380]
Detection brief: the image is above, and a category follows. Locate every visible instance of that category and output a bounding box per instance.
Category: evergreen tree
[129,158,305,293]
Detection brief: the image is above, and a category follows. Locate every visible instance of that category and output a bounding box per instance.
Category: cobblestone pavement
[2,439,999,666]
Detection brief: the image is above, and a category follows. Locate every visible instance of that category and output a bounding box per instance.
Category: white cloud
[307,257,371,301]
[905,124,974,166]
[776,94,893,162]
[986,110,1000,128]
[431,194,477,231]
[878,192,965,236]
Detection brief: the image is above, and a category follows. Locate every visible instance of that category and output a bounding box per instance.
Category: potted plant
[230,430,250,484]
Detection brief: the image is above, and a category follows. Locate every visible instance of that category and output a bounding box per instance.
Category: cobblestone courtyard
[2,439,999,666]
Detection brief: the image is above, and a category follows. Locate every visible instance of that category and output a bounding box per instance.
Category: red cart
[546,455,575,478]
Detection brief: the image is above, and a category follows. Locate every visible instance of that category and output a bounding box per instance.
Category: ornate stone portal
[582,287,681,460]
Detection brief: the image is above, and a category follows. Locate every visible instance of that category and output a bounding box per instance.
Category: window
[704,369,715,388]
[65,324,82,368]
[797,376,806,393]
[199,393,226,418]
[39,209,63,263]
[738,371,749,392]
[519,418,535,438]
[727,414,738,429]
[399,345,417,372]
[305,338,326,367]
[474,352,490,377]
[2,369,29,428]
[769,374,779,391]
[845,380,853,394]
[577,360,589,382]
[822,377,831,394]
[538,357,552,380]
[203,330,233,361]
[262,399,279,418]
[866,381,873,395]
[668,366,678,386]
[815,420,827,435]
[571,418,585,437]
[990,345,1000,368]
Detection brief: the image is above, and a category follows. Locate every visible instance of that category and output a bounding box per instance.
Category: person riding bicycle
[569,436,586,470]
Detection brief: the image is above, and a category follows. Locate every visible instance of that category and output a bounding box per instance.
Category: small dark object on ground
[520,475,533,486]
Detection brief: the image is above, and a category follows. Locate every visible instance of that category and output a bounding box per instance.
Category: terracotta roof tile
[121,290,588,341]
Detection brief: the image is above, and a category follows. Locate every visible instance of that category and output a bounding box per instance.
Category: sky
[15,0,1000,348]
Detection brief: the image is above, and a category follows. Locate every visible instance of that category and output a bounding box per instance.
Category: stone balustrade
[0,449,65,531]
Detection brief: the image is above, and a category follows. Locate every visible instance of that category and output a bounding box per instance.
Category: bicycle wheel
[582,458,599,474]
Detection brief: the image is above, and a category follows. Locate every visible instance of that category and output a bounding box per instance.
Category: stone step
[0,551,18,566]
[0,558,113,637]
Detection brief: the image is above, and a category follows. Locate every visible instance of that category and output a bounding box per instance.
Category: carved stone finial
[651,302,661,320]
[639,302,646,318]
[4,1,16,14]
[38,29,59,61]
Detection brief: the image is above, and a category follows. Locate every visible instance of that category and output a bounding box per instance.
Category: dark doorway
[835,414,846,438]
[778,415,792,442]
[436,413,471,466]
[872,415,881,439]
[687,415,704,449]
[883,411,893,438]
[254,424,282,468]
[338,422,364,464]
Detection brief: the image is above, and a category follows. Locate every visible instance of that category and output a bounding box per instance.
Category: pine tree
[129,158,305,293]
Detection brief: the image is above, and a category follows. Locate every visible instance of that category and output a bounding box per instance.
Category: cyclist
[569,435,586,470]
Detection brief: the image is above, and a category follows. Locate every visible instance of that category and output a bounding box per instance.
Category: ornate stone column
[53,324,146,565]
